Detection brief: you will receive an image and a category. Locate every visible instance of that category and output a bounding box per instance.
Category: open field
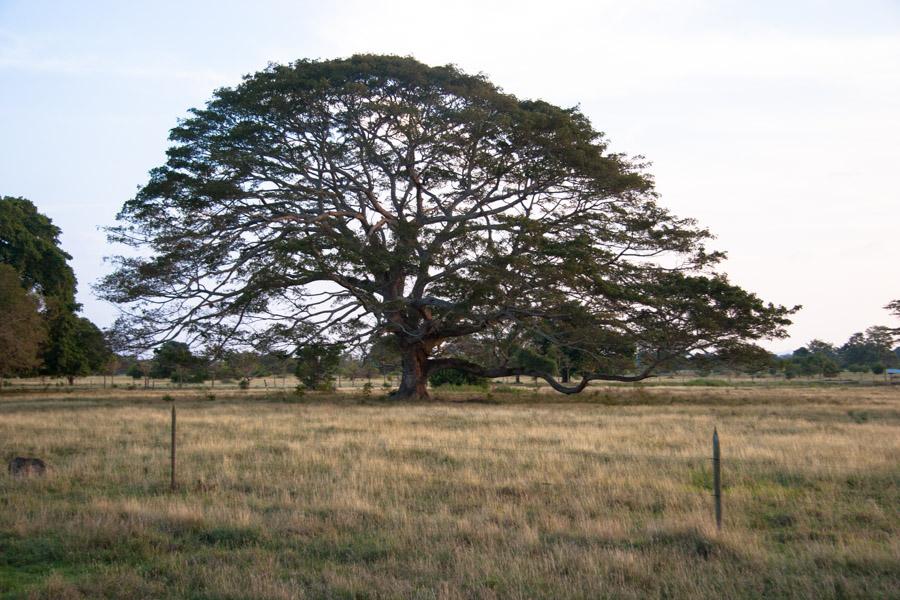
[1,386,898,598]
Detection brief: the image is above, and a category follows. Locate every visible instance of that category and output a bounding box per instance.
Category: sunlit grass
[1,387,898,598]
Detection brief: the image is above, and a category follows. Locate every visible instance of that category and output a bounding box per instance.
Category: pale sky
[1,0,898,353]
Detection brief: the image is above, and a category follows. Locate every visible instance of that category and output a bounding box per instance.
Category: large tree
[1,196,112,383]
[0,196,77,306]
[99,55,795,400]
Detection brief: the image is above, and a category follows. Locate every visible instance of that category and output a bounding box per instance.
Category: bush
[871,364,885,375]
[238,378,251,390]
[822,360,841,378]
[295,343,341,390]
[429,367,488,388]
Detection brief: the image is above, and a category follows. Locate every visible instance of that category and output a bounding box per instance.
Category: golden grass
[1,387,898,598]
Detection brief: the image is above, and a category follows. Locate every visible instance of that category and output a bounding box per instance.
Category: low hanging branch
[97,54,797,399]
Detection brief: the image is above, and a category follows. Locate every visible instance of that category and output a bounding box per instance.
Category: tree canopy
[100,54,795,399]
[0,196,77,307]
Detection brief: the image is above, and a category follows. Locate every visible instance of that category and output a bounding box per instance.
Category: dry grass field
[1,385,898,599]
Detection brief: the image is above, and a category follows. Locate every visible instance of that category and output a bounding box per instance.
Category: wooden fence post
[171,405,177,490]
[713,427,722,530]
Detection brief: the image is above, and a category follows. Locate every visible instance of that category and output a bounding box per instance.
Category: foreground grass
[1,388,898,598]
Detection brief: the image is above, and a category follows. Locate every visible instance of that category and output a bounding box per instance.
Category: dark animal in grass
[8,457,47,477]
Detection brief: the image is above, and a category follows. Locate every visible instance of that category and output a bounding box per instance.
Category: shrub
[784,364,797,379]
[429,367,488,388]
[238,378,251,390]
[295,343,341,390]
[822,360,841,378]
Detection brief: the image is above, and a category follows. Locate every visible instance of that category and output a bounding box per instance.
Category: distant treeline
[65,326,900,389]
[676,327,899,379]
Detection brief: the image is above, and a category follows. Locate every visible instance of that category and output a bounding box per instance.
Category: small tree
[126,361,144,380]
[821,359,841,378]
[295,343,342,390]
[225,351,263,389]
[783,362,798,380]
[41,308,110,384]
[150,341,205,386]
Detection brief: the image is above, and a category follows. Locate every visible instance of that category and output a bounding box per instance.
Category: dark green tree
[295,343,342,390]
[839,328,897,370]
[0,196,77,305]
[806,339,837,362]
[150,341,206,384]
[821,358,841,378]
[41,304,111,384]
[126,361,144,380]
[1,196,111,383]
[428,366,487,388]
[98,55,796,400]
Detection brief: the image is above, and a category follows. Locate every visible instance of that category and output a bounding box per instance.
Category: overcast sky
[1,0,897,353]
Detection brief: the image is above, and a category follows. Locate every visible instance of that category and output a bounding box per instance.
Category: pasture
[1,385,898,599]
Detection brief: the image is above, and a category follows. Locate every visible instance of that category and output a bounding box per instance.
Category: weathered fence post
[170,405,177,490]
[713,427,722,530]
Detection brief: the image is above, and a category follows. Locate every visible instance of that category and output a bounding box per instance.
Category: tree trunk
[393,344,430,400]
